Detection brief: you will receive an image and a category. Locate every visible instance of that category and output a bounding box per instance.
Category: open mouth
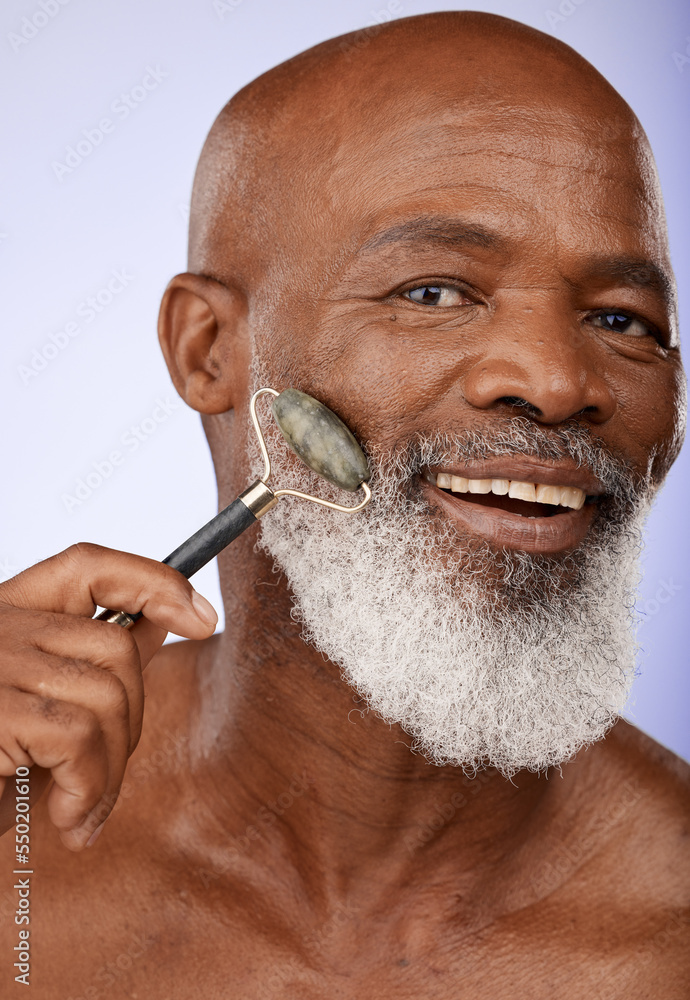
[420,467,602,553]
[426,472,597,519]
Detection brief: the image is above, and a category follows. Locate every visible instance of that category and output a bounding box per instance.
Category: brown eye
[590,311,651,338]
[405,285,466,306]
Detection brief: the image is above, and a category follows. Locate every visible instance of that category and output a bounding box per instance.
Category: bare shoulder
[519,722,690,996]
[576,719,690,885]
[602,722,690,988]
[605,718,690,824]
[595,724,687,910]
[525,721,689,907]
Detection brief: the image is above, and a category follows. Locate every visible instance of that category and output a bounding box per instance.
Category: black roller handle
[93,489,264,628]
[160,495,257,579]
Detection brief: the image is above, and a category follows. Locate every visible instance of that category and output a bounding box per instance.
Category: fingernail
[86,821,106,848]
[191,590,218,628]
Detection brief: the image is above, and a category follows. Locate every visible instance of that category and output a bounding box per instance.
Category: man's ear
[158,273,249,414]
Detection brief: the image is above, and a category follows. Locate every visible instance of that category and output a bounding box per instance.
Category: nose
[462,314,616,425]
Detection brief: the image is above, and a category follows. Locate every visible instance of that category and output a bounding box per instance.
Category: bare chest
[18,872,690,1000]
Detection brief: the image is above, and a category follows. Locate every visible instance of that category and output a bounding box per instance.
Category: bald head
[188,11,664,301]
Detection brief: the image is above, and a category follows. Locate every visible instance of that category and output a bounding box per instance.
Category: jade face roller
[95,387,372,629]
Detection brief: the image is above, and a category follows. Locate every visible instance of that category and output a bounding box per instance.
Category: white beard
[251,381,651,777]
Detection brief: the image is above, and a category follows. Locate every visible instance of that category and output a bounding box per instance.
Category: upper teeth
[433,473,586,510]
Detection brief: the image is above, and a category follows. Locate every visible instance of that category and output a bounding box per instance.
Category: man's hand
[0,543,217,850]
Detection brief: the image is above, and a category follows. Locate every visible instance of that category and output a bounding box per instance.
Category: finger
[0,542,218,639]
[0,687,110,849]
[6,653,131,793]
[4,606,145,751]
[128,617,168,667]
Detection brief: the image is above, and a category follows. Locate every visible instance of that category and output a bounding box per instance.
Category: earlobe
[158,273,248,415]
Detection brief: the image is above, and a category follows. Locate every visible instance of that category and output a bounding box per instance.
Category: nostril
[499,396,543,418]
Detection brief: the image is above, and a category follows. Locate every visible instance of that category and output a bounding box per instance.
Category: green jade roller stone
[271,389,371,492]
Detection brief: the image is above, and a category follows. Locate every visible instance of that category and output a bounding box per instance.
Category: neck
[181,533,584,920]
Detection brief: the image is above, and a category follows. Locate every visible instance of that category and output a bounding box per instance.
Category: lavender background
[1,0,687,759]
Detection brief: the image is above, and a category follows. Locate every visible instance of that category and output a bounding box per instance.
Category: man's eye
[404,285,467,307]
[589,311,652,338]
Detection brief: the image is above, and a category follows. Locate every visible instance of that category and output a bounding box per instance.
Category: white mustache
[367,417,646,511]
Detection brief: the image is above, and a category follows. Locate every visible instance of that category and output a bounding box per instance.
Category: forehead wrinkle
[359,217,505,256]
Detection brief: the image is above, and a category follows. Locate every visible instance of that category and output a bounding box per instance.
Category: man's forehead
[190,12,667,292]
[270,81,664,267]
[318,89,652,204]
[309,141,670,284]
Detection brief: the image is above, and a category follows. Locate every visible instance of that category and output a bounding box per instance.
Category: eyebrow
[573,255,675,311]
[358,217,674,311]
[359,217,505,254]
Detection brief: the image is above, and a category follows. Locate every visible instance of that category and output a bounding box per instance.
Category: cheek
[296,313,482,448]
[604,357,686,479]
